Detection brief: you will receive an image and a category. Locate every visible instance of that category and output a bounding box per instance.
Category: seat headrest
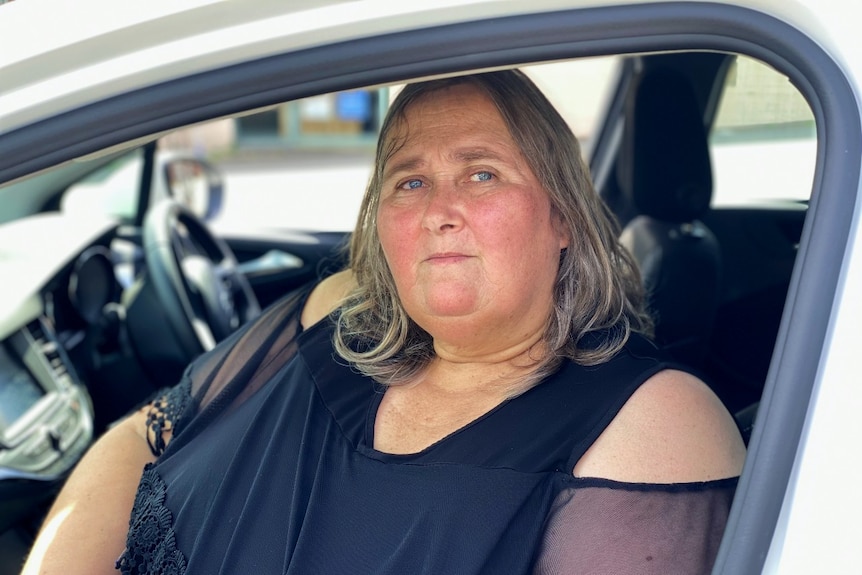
[617,68,713,223]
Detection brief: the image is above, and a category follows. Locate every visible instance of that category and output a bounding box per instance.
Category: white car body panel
[0,0,594,134]
[764,138,862,571]
[0,0,857,134]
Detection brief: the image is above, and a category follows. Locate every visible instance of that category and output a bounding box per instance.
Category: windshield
[60,149,144,221]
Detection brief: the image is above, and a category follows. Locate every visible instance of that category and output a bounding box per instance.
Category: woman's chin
[409,294,483,326]
[424,299,477,318]
[426,285,486,312]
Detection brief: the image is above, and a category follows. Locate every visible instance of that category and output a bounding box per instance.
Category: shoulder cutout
[573,369,746,483]
[300,269,356,329]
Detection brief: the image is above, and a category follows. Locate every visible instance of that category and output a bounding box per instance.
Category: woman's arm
[300,269,356,329]
[21,408,156,575]
[533,370,746,574]
[22,270,354,574]
[573,369,746,482]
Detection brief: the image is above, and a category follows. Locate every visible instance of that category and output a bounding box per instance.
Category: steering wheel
[143,199,261,360]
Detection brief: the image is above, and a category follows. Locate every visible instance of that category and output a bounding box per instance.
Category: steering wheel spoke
[190,317,217,352]
[144,199,261,361]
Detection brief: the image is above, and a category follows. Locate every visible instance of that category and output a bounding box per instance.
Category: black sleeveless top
[117,288,737,574]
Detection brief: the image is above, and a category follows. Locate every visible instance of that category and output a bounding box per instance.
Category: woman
[23,69,745,574]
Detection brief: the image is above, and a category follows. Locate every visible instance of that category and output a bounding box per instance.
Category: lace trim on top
[145,378,192,457]
[116,463,187,575]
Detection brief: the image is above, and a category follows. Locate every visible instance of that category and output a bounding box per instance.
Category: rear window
[709,55,816,205]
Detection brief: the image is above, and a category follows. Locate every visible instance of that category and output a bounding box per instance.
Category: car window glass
[160,57,620,233]
[60,148,144,221]
[709,55,816,205]
[522,57,621,152]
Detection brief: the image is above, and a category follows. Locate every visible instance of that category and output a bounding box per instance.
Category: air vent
[26,319,69,383]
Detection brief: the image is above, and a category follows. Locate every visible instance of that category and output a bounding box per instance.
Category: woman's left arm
[531,370,746,575]
[573,369,746,482]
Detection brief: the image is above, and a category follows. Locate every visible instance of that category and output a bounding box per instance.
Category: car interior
[0,47,813,571]
[607,52,807,428]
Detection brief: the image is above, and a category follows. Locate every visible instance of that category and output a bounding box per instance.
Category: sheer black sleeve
[142,282,317,458]
[533,477,737,575]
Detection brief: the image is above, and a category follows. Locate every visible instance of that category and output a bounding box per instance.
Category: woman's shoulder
[573,369,746,482]
[300,269,356,329]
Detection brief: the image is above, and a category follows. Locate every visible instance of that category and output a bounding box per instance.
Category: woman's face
[377,83,569,355]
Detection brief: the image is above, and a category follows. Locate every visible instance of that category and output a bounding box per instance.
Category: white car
[0,1,859,573]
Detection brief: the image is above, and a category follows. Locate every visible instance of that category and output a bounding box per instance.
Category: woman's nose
[421,180,463,233]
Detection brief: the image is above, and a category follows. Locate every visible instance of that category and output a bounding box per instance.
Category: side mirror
[163,157,224,221]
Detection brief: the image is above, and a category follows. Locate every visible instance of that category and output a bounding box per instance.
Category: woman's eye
[398,179,424,190]
[470,171,494,182]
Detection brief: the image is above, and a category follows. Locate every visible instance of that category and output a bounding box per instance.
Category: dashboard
[0,319,92,482]
[0,212,158,530]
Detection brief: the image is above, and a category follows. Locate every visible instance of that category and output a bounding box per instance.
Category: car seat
[617,67,721,368]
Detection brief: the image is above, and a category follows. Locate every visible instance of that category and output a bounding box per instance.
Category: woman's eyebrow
[452,147,506,164]
[384,147,507,179]
[383,157,424,180]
